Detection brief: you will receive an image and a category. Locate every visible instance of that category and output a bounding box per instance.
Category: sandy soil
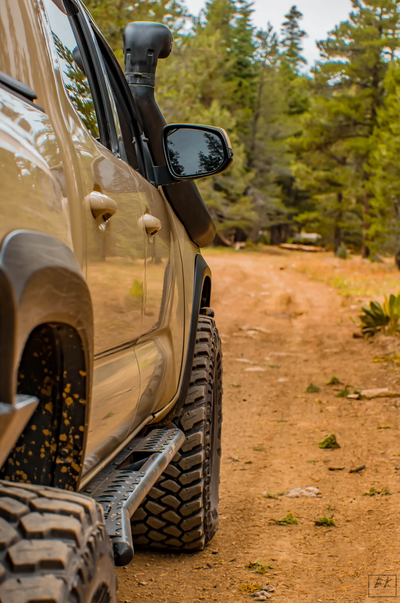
[117,249,400,603]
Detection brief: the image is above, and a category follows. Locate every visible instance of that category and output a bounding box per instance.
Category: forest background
[83,0,400,261]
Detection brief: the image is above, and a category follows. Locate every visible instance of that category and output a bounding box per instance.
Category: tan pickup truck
[0,1,232,600]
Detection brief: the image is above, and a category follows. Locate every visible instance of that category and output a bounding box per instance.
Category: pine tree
[293,0,400,254]
[83,0,187,59]
[280,5,307,76]
[315,0,400,256]
[369,62,400,260]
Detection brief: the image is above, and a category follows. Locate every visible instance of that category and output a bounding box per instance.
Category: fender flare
[153,253,211,425]
[0,230,94,394]
[0,231,94,482]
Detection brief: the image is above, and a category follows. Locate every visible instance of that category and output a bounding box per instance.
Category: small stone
[286,487,320,498]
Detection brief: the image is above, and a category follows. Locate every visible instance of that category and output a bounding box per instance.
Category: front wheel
[0,481,117,603]
[131,315,223,550]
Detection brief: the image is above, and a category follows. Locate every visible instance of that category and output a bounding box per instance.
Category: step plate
[83,426,185,566]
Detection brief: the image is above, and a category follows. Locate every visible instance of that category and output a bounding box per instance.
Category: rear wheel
[0,481,117,603]
[131,315,223,551]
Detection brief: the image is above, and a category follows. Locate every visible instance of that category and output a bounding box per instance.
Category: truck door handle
[87,191,118,222]
[139,213,162,236]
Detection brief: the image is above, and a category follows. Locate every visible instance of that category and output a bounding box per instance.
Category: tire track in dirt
[117,250,400,603]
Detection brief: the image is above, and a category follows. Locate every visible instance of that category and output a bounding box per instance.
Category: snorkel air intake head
[123,22,173,88]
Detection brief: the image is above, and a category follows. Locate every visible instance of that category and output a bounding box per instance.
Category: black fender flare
[0,230,94,395]
[0,231,94,484]
[154,253,211,425]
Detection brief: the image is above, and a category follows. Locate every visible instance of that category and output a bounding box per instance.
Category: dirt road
[117,249,400,603]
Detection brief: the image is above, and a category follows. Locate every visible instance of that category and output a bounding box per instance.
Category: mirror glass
[166,128,225,178]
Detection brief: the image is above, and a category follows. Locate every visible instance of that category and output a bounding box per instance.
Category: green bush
[360,293,400,336]
[315,515,336,527]
[319,434,340,449]
[277,513,298,525]
[336,242,348,259]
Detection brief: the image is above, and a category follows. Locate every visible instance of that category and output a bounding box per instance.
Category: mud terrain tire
[131,315,223,551]
[0,481,117,603]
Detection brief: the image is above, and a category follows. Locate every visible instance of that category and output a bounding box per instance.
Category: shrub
[315,515,336,527]
[306,383,321,393]
[327,376,341,386]
[245,560,273,574]
[360,294,400,336]
[319,434,340,449]
[336,242,348,259]
[277,513,298,525]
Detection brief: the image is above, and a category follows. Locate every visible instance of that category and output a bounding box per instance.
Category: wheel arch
[0,230,94,488]
[151,253,212,426]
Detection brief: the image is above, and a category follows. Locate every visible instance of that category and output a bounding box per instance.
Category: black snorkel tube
[123,22,216,248]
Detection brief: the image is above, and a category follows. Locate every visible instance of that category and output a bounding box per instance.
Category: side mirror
[162,124,233,181]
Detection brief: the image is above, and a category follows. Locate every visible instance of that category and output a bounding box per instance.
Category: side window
[43,0,99,140]
[94,31,141,171]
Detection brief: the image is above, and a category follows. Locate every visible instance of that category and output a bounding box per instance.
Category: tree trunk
[334,191,343,253]
[362,191,371,258]
[248,66,265,170]
[395,250,400,271]
[270,225,282,245]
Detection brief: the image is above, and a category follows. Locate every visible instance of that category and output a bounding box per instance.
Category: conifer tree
[84,0,187,58]
[293,0,400,254]
[280,5,307,76]
[369,62,400,260]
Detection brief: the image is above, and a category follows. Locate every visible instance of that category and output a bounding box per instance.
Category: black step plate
[83,426,185,565]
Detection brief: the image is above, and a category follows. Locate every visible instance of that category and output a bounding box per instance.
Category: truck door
[42,0,148,476]
[91,32,186,431]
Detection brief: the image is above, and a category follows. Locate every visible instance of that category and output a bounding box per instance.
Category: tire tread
[0,481,116,603]
[131,315,222,551]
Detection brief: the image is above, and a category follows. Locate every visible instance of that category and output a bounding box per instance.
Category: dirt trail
[117,250,400,603]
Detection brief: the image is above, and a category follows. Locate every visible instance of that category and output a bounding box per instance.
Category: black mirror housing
[162,124,233,183]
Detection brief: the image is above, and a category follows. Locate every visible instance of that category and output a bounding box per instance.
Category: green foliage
[81,0,400,254]
[359,294,400,336]
[336,243,348,260]
[83,0,187,61]
[291,0,400,254]
[277,512,298,525]
[129,279,143,298]
[245,560,273,574]
[315,515,336,527]
[335,387,351,398]
[327,376,341,386]
[306,383,321,393]
[319,434,340,449]
[363,486,392,497]
[280,5,307,76]
[369,62,400,257]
